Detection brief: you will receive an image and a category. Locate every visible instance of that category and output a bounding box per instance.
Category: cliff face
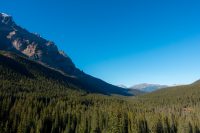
[0,13,76,75]
[0,13,134,96]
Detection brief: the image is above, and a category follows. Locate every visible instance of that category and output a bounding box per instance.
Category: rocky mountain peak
[0,13,14,25]
[0,12,76,74]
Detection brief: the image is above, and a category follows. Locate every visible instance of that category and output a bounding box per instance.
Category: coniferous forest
[1,52,200,133]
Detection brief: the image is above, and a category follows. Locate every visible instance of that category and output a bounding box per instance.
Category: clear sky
[1,0,200,86]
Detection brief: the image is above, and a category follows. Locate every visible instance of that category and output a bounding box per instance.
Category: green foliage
[1,51,200,133]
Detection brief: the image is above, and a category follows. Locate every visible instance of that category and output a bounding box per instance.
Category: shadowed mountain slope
[0,51,142,95]
[0,13,142,95]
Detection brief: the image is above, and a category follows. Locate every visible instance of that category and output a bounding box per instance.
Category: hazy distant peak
[130,83,168,92]
[117,84,127,88]
[131,83,160,88]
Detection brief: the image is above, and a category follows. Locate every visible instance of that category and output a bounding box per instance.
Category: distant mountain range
[0,13,143,96]
[129,83,168,92]
[117,83,168,93]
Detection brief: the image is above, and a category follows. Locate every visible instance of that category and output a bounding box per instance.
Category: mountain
[0,13,76,74]
[0,13,140,96]
[117,84,127,88]
[2,12,200,133]
[1,12,200,133]
[130,83,168,92]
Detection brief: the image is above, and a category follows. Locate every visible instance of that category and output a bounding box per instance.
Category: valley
[0,12,200,133]
[0,50,200,133]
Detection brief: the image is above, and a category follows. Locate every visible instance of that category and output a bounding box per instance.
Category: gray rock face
[0,13,14,25]
[0,13,133,96]
[0,13,76,75]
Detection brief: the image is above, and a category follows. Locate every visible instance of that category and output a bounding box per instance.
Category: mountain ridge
[0,13,141,96]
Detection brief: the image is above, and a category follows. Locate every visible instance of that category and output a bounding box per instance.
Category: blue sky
[1,0,200,86]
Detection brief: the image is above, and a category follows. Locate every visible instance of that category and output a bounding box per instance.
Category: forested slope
[1,51,200,133]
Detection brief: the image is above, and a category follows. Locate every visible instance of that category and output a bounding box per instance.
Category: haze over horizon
[1,0,200,86]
